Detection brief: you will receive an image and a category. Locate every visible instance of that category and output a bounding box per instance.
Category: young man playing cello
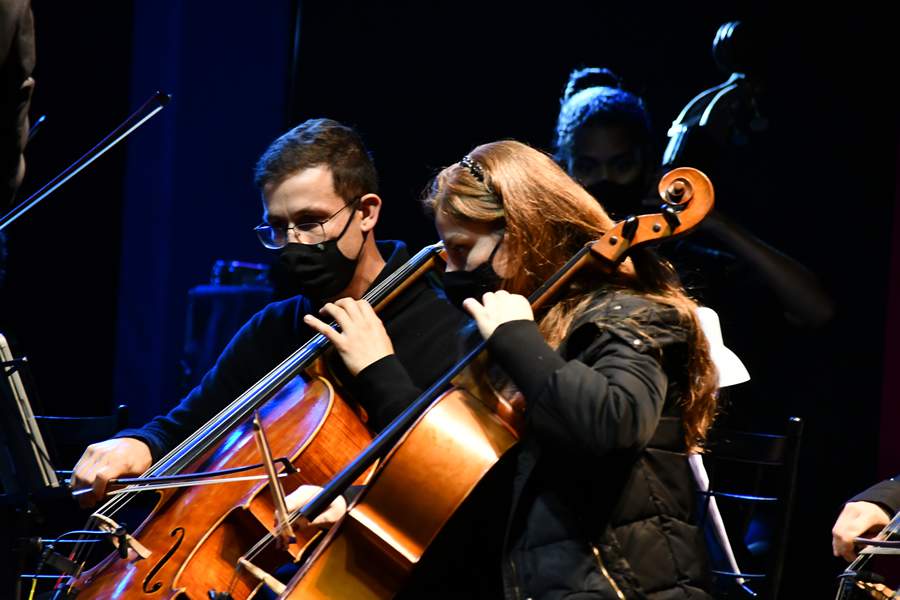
[70,118,466,509]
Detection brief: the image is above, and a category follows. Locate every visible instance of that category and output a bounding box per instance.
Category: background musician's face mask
[273,206,362,302]
[570,126,650,220]
[441,236,504,310]
[585,178,647,220]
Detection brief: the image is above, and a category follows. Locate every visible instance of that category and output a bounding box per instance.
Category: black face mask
[585,179,647,220]
[271,208,362,302]
[441,236,503,311]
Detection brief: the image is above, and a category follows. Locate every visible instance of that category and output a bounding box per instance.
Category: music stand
[0,333,59,495]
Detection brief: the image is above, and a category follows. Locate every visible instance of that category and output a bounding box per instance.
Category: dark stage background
[0,2,896,597]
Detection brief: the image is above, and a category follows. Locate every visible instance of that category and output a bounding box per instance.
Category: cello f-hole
[142,527,186,593]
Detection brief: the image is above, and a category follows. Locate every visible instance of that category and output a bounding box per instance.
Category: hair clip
[460,155,486,183]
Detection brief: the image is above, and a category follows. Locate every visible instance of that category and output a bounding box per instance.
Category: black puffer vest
[496,293,712,600]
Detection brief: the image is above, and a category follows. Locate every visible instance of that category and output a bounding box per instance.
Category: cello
[46,243,448,599]
[272,166,715,598]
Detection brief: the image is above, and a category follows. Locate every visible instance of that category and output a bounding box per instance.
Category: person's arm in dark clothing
[833,476,900,561]
[352,355,422,432]
[850,477,900,517]
[700,210,834,328]
[486,318,668,457]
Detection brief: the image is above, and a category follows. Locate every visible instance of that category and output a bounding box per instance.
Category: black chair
[697,416,803,599]
[35,404,129,476]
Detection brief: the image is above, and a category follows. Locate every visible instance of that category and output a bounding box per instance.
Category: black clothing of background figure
[0,0,34,288]
[116,240,467,460]
[553,66,834,429]
[0,0,33,209]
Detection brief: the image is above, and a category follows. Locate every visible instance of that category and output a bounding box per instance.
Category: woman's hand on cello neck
[462,290,534,340]
[303,298,395,376]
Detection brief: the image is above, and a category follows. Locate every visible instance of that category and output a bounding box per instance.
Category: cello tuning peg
[621,216,639,242]
[661,206,682,230]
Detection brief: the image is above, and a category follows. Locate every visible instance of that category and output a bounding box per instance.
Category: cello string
[238,526,280,570]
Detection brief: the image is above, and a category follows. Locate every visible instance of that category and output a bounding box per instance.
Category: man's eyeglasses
[254,197,360,250]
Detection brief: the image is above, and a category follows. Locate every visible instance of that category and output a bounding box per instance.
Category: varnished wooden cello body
[68,374,372,599]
